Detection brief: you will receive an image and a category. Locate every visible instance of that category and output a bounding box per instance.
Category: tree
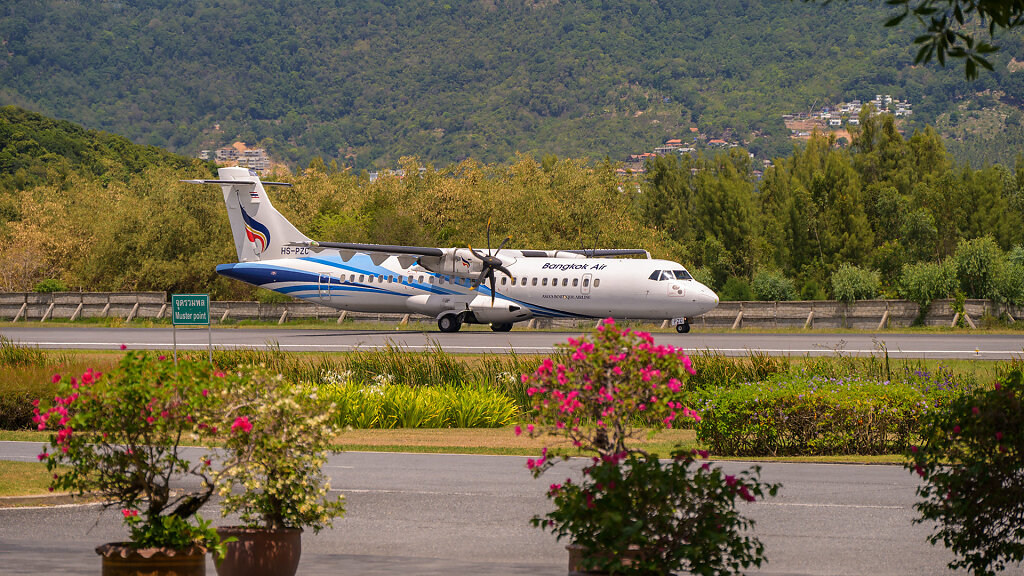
[813,0,1019,78]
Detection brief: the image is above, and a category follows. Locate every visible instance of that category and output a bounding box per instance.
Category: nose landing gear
[674,319,691,333]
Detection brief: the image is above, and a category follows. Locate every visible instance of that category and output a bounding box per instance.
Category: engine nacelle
[465,295,531,324]
[416,248,515,280]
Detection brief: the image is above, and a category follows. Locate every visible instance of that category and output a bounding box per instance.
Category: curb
[0,493,101,508]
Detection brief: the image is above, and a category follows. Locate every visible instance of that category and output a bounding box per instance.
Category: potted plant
[213,368,345,576]
[519,319,780,575]
[34,352,228,575]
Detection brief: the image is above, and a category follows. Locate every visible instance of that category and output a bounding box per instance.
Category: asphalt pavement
[3,442,1016,575]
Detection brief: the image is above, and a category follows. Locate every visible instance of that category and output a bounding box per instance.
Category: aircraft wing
[289,240,444,266]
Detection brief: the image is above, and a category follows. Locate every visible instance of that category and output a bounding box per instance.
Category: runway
[1,325,1022,359]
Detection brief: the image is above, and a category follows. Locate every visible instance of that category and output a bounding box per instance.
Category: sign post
[171,294,211,364]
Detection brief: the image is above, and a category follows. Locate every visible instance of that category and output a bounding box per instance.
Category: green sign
[172,294,210,326]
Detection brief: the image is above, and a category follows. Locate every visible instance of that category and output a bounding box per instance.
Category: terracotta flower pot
[96,542,207,576]
[214,526,302,576]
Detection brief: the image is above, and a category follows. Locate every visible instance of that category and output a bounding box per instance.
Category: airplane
[185,167,719,333]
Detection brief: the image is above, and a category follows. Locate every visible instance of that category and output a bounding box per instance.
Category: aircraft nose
[697,283,719,314]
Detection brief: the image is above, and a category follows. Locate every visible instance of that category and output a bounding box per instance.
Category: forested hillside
[3,0,1023,168]
[2,107,1022,309]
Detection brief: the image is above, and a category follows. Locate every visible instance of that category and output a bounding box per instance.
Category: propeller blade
[486,218,492,254]
[471,268,489,289]
[497,265,513,278]
[494,236,510,256]
[489,275,497,306]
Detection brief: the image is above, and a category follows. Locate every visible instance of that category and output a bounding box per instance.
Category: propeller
[469,219,513,306]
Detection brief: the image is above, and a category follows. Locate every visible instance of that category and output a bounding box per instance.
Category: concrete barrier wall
[1,292,1020,329]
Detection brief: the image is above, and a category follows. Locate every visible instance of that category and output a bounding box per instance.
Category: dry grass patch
[0,460,62,498]
[332,427,697,457]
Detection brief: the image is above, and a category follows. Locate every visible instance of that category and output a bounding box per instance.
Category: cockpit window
[648,270,662,281]
[673,269,693,280]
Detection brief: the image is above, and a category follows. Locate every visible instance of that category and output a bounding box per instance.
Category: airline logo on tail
[239,204,270,255]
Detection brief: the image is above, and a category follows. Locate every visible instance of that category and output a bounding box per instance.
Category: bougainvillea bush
[520,319,779,575]
[907,369,1024,576]
[34,352,225,552]
[537,449,779,575]
[519,318,699,458]
[217,368,345,531]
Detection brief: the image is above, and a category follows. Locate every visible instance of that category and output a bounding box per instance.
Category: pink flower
[514,425,522,436]
[995,432,1003,441]
[738,485,756,502]
[952,425,961,434]
[231,416,253,433]
[972,406,980,415]
[682,355,695,375]
[201,389,209,397]
[37,452,47,461]
[158,355,166,361]
[120,344,127,350]
[51,374,61,384]
[121,509,138,518]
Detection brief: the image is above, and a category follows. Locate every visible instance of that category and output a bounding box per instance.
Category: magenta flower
[231,416,253,433]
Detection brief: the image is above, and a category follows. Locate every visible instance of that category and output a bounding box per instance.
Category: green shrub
[696,375,961,456]
[690,266,717,291]
[952,236,1004,300]
[751,270,797,301]
[800,279,826,300]
[899,260,957,308]
[720,277,752,301]
[32,279,68,293]
[255,288,293,304]
[830,263,880,302]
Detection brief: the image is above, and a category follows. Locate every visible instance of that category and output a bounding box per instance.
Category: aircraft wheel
[675,322,691,334]
[438,314,463,333]
[490,322,513,332]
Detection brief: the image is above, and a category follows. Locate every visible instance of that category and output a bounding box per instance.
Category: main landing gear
[490,323,513,332]
[438,313,463,333]
[675,320,691,334]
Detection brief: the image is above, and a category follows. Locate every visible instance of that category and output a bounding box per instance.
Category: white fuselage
[217,251,719,323]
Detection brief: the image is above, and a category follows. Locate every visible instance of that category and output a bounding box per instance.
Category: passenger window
[531,278,538,286]
[562,278,568,287]
[542,278,548,286]
[501,277,507,286]
[583,278,590,288]
[573,278,579,287]
[349,274,355,282]
[418,275,424,283]
[521,277,527,286]
[358,274,365,282]
[594,279,601,288]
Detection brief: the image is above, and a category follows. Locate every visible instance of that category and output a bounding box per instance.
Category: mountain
[2,0,1022,168]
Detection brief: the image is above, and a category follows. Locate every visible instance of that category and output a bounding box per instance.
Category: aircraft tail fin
[184,167,310,262]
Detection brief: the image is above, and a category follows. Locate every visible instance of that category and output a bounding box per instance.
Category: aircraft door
[581,273,593,295]
[318,273,333,302]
